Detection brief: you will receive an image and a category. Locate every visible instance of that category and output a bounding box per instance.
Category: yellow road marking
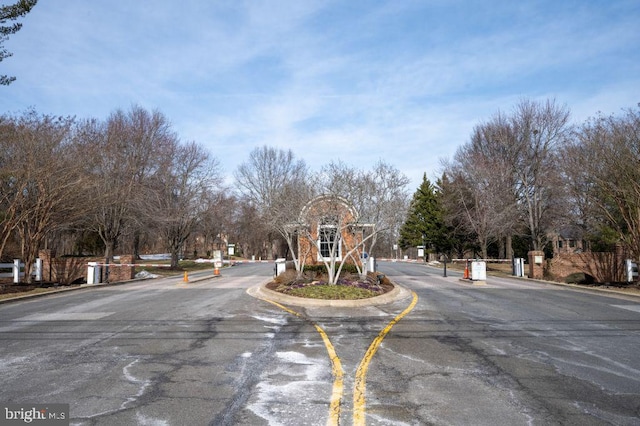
[353,291,418,426]
[261,299,344,426]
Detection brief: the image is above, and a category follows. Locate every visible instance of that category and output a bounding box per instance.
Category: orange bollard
[183,271,189,282]
[213,266,220,276]
[463,262,470,280]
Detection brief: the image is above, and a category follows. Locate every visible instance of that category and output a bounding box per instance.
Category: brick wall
[39,250,136,284]
[105,255,136,283]
[549,251,627,283]
[38,250,95,284]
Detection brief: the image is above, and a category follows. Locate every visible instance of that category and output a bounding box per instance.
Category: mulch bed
[265,273,395,297]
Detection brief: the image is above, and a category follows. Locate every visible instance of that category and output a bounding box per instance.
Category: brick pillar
[528,250,545,279]
[115,255,136,282]
[38,249,56,282]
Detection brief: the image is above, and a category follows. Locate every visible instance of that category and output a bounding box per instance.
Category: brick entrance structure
[528,250,545,280]
[38,250,136,284]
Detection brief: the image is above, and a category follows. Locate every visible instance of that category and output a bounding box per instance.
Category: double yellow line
[262,290,418,426]
[353,290,418,425]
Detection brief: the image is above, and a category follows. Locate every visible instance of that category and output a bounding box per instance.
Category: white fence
[0,259,42,283]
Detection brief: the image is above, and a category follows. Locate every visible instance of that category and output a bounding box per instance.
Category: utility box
[471,261,487,281]
[513,258,525,277]
[34,258,43,281]
[368,256,376,273]
[87,262,101,284]
[626,259,638,282]
[275,258,286,277]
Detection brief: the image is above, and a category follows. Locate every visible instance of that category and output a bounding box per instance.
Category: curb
[523,277,640,299]
[247,281,413,308]
[0,278,148,305]
[458,279,486,286]
[420,263,640,299]
[0,272,221,305]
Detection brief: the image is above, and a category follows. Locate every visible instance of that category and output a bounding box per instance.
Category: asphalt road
[0,261,639,425]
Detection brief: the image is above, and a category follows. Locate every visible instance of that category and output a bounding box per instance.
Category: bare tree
[319,160,409,278]
[442,117,523,258]
[443,99,570,255]
[442,152,506,259]
[510,99,570,250]
[468,116,523,257]
[196,191,236,258]
[566,105,640,259]
[150,141,221,269]
[234,146,315,274]
[0,110,83,282]
[78,106,177,265]
[229,196,271,260]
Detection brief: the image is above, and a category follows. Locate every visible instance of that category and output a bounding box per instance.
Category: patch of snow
[251,315,288,326]
[135,270,159,279]
[247,351,330,424]
[121,359,152,410]
[139,254,171,260]
[136,413,169,426]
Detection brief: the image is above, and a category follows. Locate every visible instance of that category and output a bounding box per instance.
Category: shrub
[302,263,360,275]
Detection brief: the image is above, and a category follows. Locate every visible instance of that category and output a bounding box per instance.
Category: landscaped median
[247,276,412,307]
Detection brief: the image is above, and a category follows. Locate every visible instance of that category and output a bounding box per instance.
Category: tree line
[400,99,640,263]
[2,98,639,284]
[0,106,410,283]
[0,106,221,281]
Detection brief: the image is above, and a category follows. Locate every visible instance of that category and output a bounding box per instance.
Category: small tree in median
[296,194,372,285]
[305,161,409,283]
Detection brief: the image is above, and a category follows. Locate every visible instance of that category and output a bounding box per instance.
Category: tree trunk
[170,250,180,269]
[104,240,115,263]
[133,231,141,260]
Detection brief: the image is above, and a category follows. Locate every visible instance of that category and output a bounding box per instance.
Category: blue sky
[1,0,639,190]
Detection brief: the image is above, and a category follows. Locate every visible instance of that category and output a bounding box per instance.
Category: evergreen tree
[1,0,37,85]
[399,174,447,254]
[436,173,478,258]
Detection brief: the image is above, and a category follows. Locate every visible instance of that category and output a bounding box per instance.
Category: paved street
[0,261,639,425]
